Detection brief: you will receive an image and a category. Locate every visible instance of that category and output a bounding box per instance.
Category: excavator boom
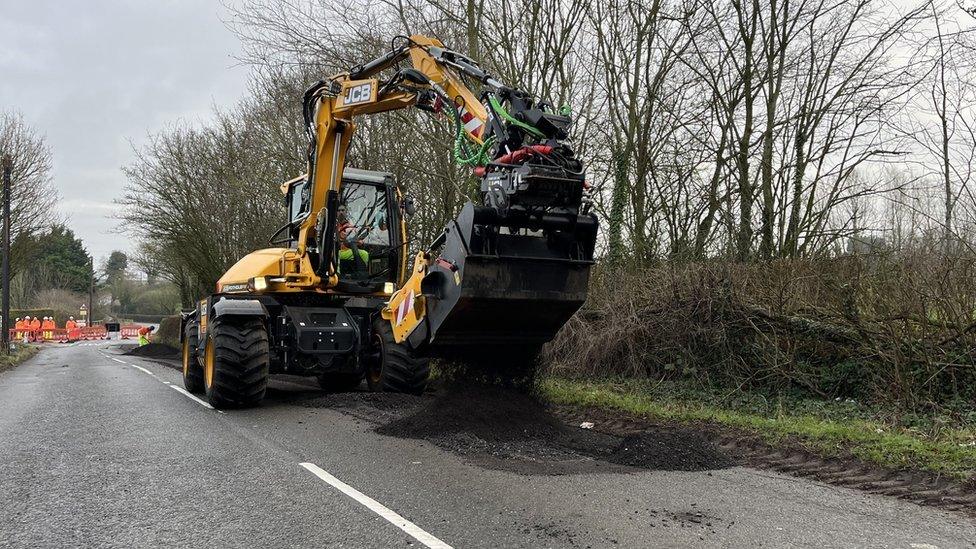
[297,36,600,357]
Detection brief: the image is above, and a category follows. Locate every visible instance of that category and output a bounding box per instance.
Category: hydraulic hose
[487,96,545,139]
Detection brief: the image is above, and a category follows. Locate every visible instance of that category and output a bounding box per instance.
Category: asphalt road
[1,341,974,548]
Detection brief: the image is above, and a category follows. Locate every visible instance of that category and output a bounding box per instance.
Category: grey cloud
[0,0,248,262]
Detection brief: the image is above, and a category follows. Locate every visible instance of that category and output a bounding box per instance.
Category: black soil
[609,430,733,470]
[125,343,180,360]
[365,382,733,474]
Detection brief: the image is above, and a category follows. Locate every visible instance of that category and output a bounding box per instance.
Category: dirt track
[125,342,179,360]
[301,382,732,475]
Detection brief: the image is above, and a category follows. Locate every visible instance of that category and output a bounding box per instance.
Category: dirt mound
[377,384,567,443]
[298,391,423,423]
[125,343,180,360]
[375,383,732,474]
[607,430,732,470]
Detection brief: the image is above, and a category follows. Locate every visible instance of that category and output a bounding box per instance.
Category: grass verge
[0,344,40,375]
[538,376,976,480]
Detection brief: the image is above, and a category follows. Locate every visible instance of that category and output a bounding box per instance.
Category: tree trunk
[606,151,630,264]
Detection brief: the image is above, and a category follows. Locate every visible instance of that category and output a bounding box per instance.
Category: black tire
[316,372,364,392]
[365,319,430,395]
[203,316,270,409]
[182,321,204,393]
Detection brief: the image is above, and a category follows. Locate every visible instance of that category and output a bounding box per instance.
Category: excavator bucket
[405,203,598,356]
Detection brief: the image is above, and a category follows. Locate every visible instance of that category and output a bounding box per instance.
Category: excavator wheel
[182,321,204,393]
[366,319,430,395]
[203,316,269,408]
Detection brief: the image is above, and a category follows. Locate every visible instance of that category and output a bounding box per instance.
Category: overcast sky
[0,0,248,264]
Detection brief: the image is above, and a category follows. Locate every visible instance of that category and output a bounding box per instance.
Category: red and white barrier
[79,326,109,340]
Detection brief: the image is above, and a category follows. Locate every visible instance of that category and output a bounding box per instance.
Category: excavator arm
[296,36,489,276]
[298,34,597,355]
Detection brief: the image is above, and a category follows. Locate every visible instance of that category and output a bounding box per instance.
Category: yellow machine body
[181,34,596,408]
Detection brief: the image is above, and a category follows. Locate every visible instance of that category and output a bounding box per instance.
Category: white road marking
[130,364,156,377]
[99,350,223,414]
[299,462,452,549]
[169,384,224,413]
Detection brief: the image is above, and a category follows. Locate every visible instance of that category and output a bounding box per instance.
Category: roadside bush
[31,289,87,324]
[11,308,56,322]
[128,284,181,317]
[543,251,976,411]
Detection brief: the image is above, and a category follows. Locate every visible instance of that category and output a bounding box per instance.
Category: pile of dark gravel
[606,429,733,471]
[375,382,732,473]
[124,343,180,360]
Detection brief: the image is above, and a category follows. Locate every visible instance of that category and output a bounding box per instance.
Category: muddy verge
[299,382,732,475]
[551,404,976,517]
[125,343,180,360]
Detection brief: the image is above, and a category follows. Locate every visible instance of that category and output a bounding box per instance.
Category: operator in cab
[337,203,369,273]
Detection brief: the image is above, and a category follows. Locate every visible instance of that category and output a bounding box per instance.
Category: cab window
[288,177,310,224]
[336,181,391,281]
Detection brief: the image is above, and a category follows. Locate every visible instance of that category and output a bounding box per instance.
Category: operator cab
[283,168,403,293]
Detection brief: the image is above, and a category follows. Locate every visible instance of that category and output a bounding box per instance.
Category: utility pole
[88,257,94,327]
[1,155,11,354]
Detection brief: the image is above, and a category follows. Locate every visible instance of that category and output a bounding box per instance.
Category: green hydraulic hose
[488,96,545,139]
[442,93,548,167]
[444,103,495,166]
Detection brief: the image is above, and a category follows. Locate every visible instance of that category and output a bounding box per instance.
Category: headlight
[251,277,268,292]
[383,282,395,294]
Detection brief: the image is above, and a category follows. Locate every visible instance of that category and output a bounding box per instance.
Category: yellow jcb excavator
[179,35,598,408]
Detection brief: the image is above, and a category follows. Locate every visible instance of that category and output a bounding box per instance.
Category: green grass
[0,343,40,374]
[538,376,976,479]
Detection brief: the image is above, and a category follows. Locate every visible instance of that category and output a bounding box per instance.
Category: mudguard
[212,297,268,319]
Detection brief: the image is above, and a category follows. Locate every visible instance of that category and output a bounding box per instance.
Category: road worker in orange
[29,316,40,341]
[42,317,55,340]
[14,317,23,340]
[137,325,154,346]
[64,316,78,342]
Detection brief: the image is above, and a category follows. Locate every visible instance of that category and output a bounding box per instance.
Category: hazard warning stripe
[457,103,484,138]
[395,290,415,326]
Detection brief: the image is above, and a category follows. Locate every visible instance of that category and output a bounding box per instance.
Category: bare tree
[898,3,976,248]
[0,111,62,278]
[119,0,948,298]
[119,93,300,298]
